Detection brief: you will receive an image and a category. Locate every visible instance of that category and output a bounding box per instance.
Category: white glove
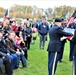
[60,36,67,41]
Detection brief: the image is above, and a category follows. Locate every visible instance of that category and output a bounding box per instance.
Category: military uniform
[68,22,76,61]
[59,23,67,62]
[71,30,76,75]
[47,18,73,75]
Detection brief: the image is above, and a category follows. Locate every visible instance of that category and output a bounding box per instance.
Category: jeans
[6,54,18,70]
[16,52,26,67]
[39,34,47,49]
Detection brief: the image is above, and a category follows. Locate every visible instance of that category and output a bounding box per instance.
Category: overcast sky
[0,0,76,9]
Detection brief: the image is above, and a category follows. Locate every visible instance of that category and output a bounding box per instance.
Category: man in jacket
[0,29,19,70]
[5,31,27,67]
[38,18,49,49]
[47,18,73,75]
[0,30,12,75]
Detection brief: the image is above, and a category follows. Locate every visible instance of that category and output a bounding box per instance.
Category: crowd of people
[0,17,40,75]
[0,16,76,75]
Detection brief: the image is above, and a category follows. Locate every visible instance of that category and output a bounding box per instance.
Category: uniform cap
[55,18,62,22]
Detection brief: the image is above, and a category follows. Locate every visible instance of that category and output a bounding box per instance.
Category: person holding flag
[3,9,11,35]
[71,30,76,75]
[68,10,76,61]
[47,18,73,75]
[58,18,67,62]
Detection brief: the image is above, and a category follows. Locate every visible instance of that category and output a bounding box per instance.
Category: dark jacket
[0,38,10,53]
[0,38,10,57]
[5,38,18,53]
[5,38,23,54]
[32,22,38,29]
[3,26,11,31]
[20,27,26,41]
[0,52,6,57]
[71,30,76,56]
[38,23,49,35]
[60,23,67,42]
[47,25,73,52]
[60,23,66,29]
[68,22,76,29]
[26,27,32,37]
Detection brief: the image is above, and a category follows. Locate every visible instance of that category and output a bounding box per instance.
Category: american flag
[4,9,9,20]
[67,10,76,27]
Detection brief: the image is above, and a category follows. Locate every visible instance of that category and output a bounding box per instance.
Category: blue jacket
[38,23,49,35]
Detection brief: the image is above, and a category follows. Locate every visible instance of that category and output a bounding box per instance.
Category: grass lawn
[13,36,73,75]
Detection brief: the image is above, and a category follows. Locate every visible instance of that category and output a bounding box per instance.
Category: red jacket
[11,25,19,32]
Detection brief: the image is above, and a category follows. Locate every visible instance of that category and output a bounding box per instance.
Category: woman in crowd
[2,20,11,34]
[19,22,28,59]
[25,22,32,50]
[15,31,26,57]
[31,18,38,44]
[11,21,19,32]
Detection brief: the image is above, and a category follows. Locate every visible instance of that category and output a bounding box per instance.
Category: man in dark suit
[47,18,73,75]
